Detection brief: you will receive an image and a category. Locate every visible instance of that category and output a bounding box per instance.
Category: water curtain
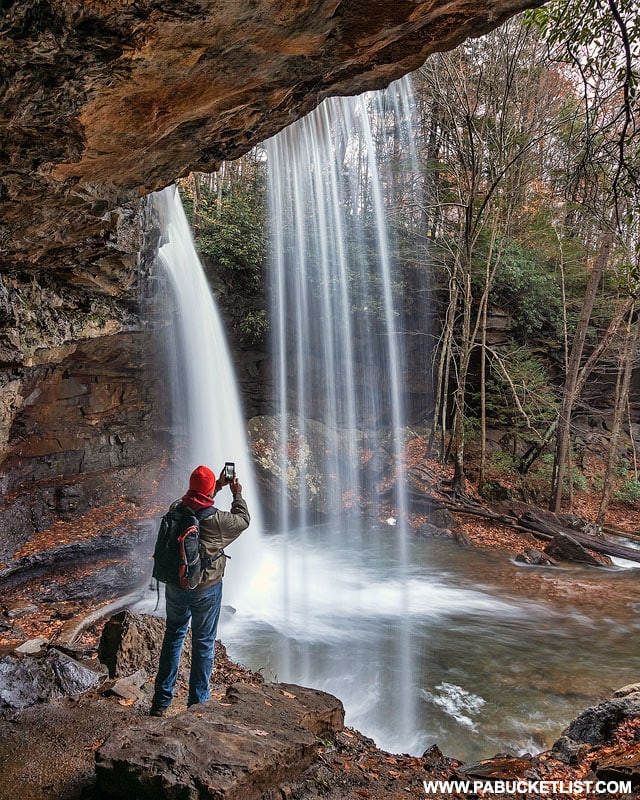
[266,77,421,746]
[267,79,420,529]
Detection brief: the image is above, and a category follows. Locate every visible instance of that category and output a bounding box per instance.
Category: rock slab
[95,681,345,800]
[552,689,640,765]
[561,694,640,746]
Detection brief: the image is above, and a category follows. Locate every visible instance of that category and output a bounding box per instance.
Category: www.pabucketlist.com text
[423,779,632,796]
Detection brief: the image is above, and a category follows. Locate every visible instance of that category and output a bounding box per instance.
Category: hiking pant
[153,580,223,708]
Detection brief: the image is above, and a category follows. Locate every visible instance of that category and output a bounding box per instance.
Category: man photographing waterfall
[150,464,250,716]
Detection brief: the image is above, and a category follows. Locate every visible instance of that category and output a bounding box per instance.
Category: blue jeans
[153,580,222,708]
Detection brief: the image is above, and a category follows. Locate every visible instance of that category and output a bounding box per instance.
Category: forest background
[180,0,640,529]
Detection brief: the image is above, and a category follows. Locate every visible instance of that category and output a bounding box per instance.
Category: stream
[212,523,640,761]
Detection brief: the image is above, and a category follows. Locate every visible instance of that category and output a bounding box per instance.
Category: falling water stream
[145,90,640,762]
[261,79,431,748]
[151,186,263,609]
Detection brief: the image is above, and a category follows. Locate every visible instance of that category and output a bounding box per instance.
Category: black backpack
[152,503,218,590]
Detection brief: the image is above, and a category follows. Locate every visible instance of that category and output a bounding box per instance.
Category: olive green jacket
[200,491,250,586]
[172,492,250,588]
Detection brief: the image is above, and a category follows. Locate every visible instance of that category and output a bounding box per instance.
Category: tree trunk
[192,173,202,238]
[427,260,460,459]
[551,227,613,511]
[597,305,640,524]
[452,261,473,493]
[518,295,633,474]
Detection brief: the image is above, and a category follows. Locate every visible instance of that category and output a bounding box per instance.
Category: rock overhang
[1,0,545,280]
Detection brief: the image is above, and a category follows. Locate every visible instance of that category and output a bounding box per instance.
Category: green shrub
[614,459,629,478]
[614,479,640,507]
[531,454,587,493]
[488,240,562,341]
[491,450,516,473]
[238,309,269,342]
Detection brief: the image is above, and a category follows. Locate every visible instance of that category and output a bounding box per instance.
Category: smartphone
[224,462,235,482]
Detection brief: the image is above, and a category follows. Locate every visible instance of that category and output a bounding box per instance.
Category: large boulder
[543,533,603,567]
[0,649,104,713]
[552,687,640,764]
[95,681,345,799]
[98,610,172,679]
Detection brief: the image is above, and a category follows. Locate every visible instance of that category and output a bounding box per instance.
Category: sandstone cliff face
[0,0,540,555]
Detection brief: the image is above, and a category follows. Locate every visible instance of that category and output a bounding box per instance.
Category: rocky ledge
[1,612,639,800]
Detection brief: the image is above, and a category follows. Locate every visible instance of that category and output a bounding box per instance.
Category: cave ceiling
[1,0,543,289]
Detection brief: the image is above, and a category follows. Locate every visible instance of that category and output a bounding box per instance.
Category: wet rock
[0,493,57,562]
[108,669,149,702]
[593,746,640,791]
[98,611,168,679]
[0,520,156,606]
[50,648,105,697]
[95,681,344,800]
[551,735,590,765]
[249,415,375,522]
[4,600,39,619]
[0,649,104,712]
[415,522,471,547]
[543,533,603,566]
[515,548,558,567]
[416,522,454,539]
[14,637,49,655]
[430,507,460,530]
[422,743,458,771]
[556,694,640,747]
[614,683,640,698]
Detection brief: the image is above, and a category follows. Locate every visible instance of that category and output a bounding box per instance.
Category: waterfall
[143,150,640,762]
[260,77,423,750]
[152,185,263,608]
[267,81,421,522]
